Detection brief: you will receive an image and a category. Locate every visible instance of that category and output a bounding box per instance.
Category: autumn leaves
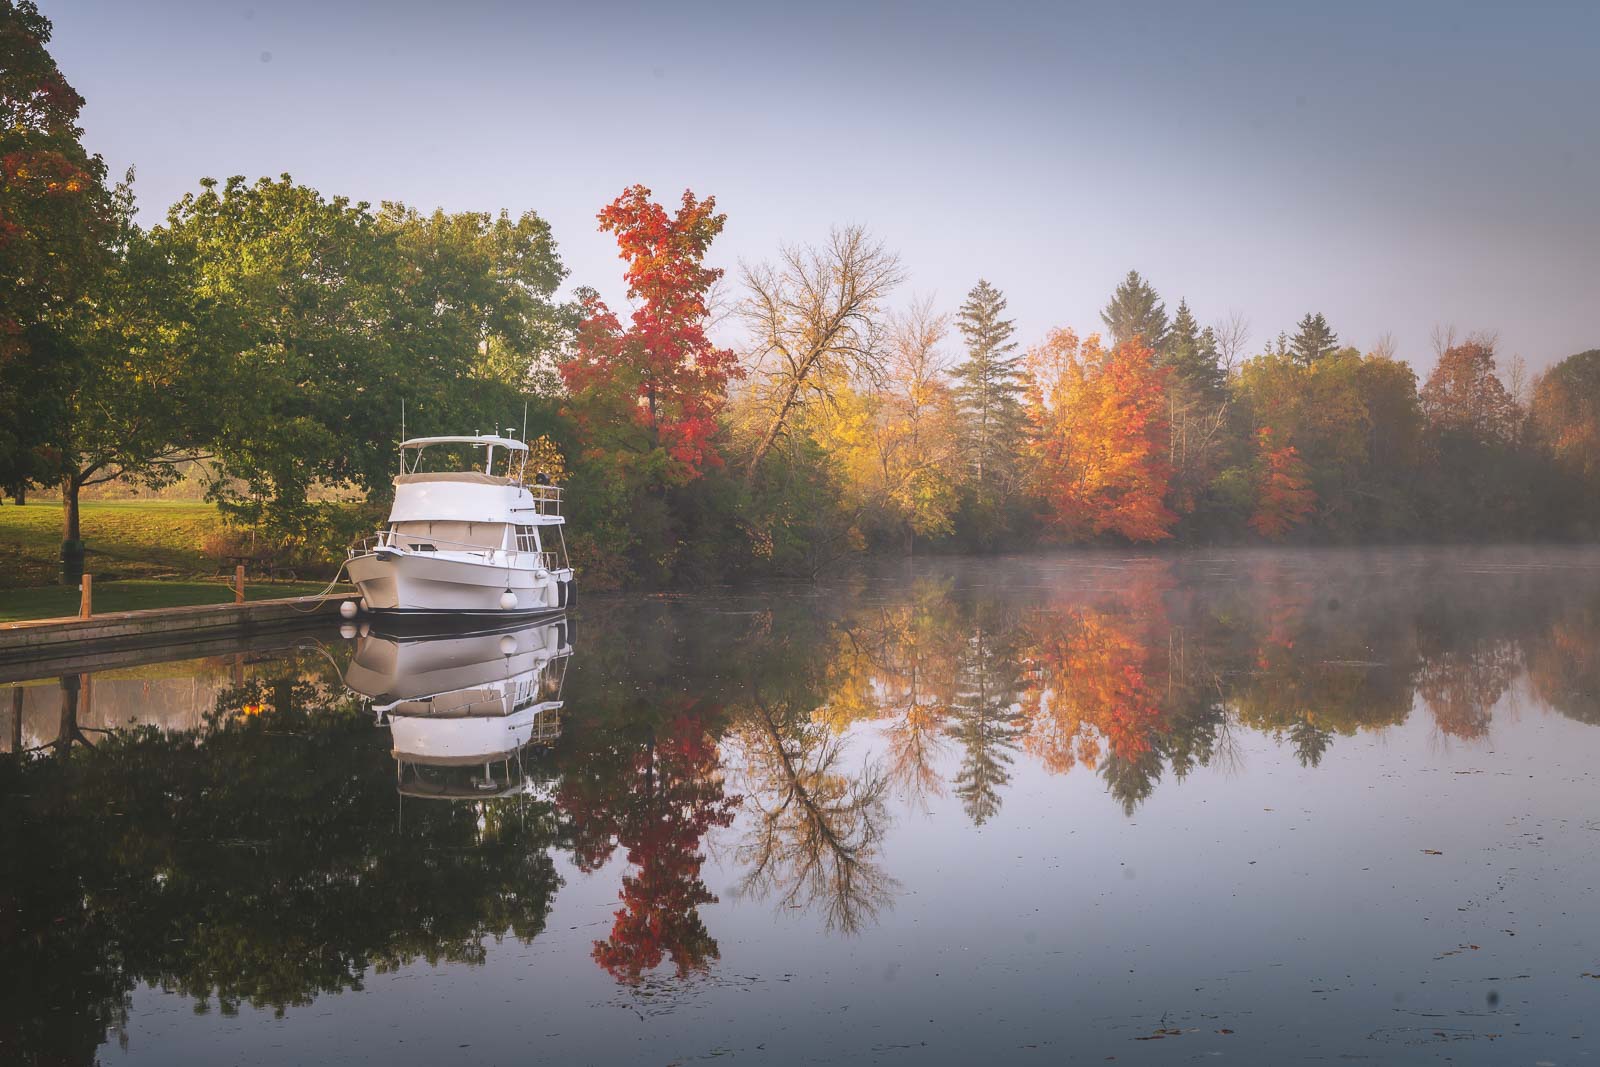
[556,182,1599,580]
[1024,330,1179,542]
[560,184,1326,557]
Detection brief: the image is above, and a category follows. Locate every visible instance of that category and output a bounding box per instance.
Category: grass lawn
[0,500,228,588]
[0,579,347,624]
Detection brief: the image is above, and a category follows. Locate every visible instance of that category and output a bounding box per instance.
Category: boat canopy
[401,435,528,452]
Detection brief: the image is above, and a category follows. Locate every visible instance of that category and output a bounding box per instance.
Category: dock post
[235,565,246,605]
[79,574,92,619]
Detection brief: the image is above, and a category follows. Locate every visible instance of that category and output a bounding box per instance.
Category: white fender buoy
[338,623,358,639]
[339,599,359,620]
[498,634,518,656]
[499,590,519,611]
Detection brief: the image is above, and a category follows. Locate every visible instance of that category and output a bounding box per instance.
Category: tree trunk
[60,474,86,585]
[744,379,807,486]
[10,685,22,756]
[56,675,80,759]
[61,474,82,544]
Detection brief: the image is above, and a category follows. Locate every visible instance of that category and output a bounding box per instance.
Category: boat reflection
[342,617,574,799]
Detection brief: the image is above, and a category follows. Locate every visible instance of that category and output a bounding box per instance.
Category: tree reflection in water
[946,618,1025,825]
[6,550,1600,1062]
[0,667,566,1066]
[727,692,897,934]
[575,707,738,982]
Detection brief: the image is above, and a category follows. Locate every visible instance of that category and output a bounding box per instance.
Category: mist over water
[4,547,1598,1064]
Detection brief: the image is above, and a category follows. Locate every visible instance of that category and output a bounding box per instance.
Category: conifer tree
[947,622,1023,825]
[1100,270,1168,351]
[1163,298,1227,401]
[951,279,1025,486]
[1289,312,1338,366]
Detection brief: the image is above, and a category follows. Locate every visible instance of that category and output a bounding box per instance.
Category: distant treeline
[4,1,1598,587]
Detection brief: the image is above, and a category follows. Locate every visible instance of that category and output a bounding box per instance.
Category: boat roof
[400,435,528,452]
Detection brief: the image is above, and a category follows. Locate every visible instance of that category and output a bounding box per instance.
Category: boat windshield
[400,436,529,482]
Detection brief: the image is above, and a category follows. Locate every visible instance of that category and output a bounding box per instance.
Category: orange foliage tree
[1420,338,1519,444]
[1017,605,1166,777]
[1024,329,1176,541]
[1248,427,1317,538]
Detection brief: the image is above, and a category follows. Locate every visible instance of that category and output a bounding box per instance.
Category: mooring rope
[291,559,353,614]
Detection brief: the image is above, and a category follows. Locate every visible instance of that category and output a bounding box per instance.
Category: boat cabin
[375,435,570,570]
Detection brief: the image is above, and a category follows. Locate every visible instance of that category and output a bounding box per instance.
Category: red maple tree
[560,185,740,482]
[1248,427,1316,539]
[582,709,738,983]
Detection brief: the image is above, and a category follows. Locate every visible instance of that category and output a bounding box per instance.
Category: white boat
[346,434,575,619]
[342,618,573,799]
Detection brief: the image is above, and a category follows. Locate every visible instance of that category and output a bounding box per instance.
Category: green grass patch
[0,579,347,624]
[0,500,227,588]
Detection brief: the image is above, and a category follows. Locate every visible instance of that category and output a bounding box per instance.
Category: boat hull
[347,550,573,616]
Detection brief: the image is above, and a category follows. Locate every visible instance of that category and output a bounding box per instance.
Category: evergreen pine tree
[947,623,1023,825]
[1100,269,1169,351]
[1163,298,1227,401]
[1289,312,1338,366]
[951,279,1025,487]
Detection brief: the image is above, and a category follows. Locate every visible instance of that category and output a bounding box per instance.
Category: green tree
[0,0,112,500]
[1162,299,1226,401]
[1288,312,1338,366]
[48,173,217,573]
[951,279,1025,488]
[0,681,567,1063]
[1351,352,1424,533]
[1160,298,1232,525]
[1100,269,1168,351]
[1235,349,1369,532]
[157,175,552,548]
[376,203,573,395]
[947,617,1023,825]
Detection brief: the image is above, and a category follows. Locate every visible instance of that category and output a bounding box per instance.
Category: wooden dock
[0,594,359,674]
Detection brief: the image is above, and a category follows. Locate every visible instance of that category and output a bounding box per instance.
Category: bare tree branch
[737,226,904,483]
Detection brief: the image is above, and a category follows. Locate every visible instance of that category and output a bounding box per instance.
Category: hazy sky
[45,0,1600,373]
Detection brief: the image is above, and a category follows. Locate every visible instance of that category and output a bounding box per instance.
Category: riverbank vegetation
[4,0,1598,590]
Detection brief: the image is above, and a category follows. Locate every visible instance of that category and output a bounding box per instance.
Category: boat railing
[349,534,568,572]
[349,533,506,562]
[513,484,563,517]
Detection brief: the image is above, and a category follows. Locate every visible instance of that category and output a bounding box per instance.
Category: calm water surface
[3,548,1599,1065]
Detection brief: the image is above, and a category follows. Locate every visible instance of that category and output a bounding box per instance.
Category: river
[3,547,1598,1064]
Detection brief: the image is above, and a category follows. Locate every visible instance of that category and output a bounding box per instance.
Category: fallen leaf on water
[1422,849,1444,855]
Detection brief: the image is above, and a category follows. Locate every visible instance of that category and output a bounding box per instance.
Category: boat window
[390,521,506,551]
[515,525,539,552]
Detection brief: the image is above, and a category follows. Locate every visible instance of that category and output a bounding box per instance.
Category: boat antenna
[399,399,406,475]
[521,401,528,444]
